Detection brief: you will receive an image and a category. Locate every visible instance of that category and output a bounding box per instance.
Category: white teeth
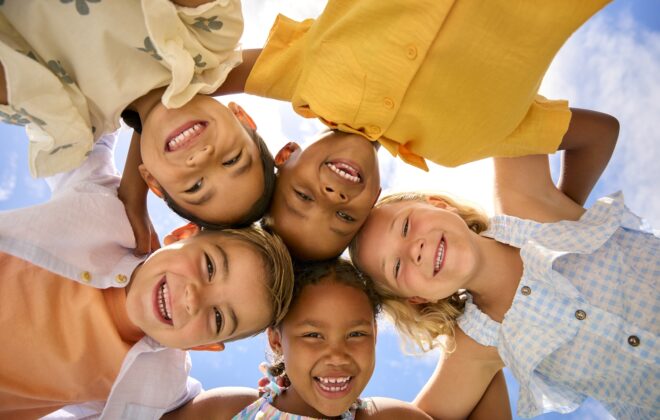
[434,238,445,273]
[167,123,204,151]
[326,162,361,183]
[316,376,351,392]
[158,282,172,321]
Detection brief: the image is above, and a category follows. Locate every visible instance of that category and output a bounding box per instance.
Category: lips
[433,235,447,276]
[314,375,353,398]
[325,160,362,184]
[165,121,207,152]
[153,277,173,325]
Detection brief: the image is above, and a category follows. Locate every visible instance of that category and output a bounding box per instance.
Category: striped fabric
[458,193,659,419]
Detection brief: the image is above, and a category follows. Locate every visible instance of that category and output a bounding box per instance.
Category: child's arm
[210,49,262,96]
[161,386,258,419]
[117,131,160,256]
[557,108,619,205]
[493,153,585,223]
[468,370,512,420]
[360,397,432,419]
[414,328,504,419]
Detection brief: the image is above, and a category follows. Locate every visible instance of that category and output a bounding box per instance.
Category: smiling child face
[269,131,381,260]
[268,278,377,418]
[125,231,272,349]
[138,97,265,225]
[355,199,481,302]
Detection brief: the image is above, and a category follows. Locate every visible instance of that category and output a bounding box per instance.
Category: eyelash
[394,217,410,279]
[205,252,215,281]
[222,151,242,167]
[303,332,322,339]
[186,179,203,193]
[348,331,367,338]
[337,211,355,222]
[295,190,313,201]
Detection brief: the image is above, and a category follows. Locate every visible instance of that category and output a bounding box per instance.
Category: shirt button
[383,97,395,109]
[627,335,640,347]
[367,125,381,136]
[406,45,418,60]
[520,286,531,296]
[574,309,587,320]
[80,271,92,283]
[115,274,128,284]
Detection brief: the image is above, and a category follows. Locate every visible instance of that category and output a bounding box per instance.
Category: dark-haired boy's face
[270,132,381,260]
[125,231,272,349]
[139,96,264,225]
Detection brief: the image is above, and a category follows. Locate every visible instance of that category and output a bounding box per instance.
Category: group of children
[0,0,657,419]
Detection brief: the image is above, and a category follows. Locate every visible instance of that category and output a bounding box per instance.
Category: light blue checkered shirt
[457,193,659,419]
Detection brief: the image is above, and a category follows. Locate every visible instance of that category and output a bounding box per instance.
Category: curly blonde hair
[349,191,489,353]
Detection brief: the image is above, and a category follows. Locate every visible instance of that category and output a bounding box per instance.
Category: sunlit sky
[1,1,658,418]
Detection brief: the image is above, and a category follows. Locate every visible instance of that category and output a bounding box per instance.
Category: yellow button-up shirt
[246,0,609,170]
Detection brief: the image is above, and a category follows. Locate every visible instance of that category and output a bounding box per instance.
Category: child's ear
[137,164,164,199]
[267,327,283,354]
[228,102,257,131]
[407,296,430,305]
[163,222,200,246]
[190,342,225,352]
[274,142,301,167]
[426,196,456,212]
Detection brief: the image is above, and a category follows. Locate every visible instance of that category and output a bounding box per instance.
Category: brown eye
[186,179,203,193]
[295,190,313,201]
[222,151,242,167]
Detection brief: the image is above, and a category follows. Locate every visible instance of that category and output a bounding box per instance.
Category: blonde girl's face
[268,279,376,418]
[355,199,482,302]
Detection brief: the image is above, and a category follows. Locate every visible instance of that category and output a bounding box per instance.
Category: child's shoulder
[357,397,432,420]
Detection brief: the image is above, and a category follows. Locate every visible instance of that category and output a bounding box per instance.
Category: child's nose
[184,283,201,314]
[324,341,351,366]
[186,145,214,167]
[323,185,348,203]
[408,238,424,265]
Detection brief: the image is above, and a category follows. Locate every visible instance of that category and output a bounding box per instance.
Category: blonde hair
[214,226,294,331]
[349,191,489,353]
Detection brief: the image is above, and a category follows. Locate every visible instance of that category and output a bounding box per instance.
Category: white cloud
[0,153,18,201]
[541,11,660,226]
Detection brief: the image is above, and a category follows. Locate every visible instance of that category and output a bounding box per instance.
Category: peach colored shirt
[0,252,143,420]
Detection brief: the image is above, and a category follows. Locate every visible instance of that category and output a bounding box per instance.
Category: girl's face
[268,279,376,418]
[355,199,481,302]
[139,97,264,225]
[126,232,272,349]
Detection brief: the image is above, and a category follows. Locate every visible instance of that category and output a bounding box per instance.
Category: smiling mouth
[165,121,207,152]
[433,236,447,276]
[326,161,362,184]
[314,376,352,394]
[154,278,173,324]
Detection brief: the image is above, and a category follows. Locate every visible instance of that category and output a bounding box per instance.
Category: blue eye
[186,179,203,193]
[337,210,355,222]
[214,308,223,334]
[222,151,242,167]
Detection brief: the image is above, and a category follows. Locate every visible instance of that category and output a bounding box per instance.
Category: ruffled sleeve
[141,0,244,108]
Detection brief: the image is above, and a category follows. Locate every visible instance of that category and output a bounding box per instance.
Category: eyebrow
[216,244,229,279]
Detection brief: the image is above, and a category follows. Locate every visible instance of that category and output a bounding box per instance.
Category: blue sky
[1,1,658,418]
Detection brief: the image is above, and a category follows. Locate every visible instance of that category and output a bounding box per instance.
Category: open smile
[165,121,208,152]
[325,160,362,184]
[313,375,353,399]
[153,277,173,325]
[433,235,447,276]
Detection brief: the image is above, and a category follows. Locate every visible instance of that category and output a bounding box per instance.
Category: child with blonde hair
[350,147,659,418]
[0,132,294,419]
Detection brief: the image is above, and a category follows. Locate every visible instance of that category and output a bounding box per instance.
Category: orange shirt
[0,252,143,419]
